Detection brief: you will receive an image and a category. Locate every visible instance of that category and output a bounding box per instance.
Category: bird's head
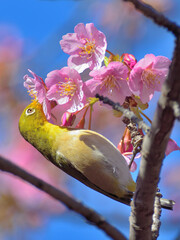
[19,100,47,141]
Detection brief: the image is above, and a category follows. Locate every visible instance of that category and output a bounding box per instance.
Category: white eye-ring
[26,108,35,116]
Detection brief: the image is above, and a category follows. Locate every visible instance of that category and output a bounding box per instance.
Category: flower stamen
[100,75,120,94]
[27,89,37,100]
[57,78,77,100]
[141,69,160,89]
[79,38,96,59]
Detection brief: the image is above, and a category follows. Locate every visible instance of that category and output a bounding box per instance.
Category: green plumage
[19,101,136,205]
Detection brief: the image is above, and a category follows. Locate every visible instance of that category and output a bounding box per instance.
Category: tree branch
[96,94,175,211]
[0,155,127,240]
[122,0,180,36]
[96,94,150,134]
[129,35,180,240]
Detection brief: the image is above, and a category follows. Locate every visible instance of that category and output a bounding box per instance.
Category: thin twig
[122,0,180,36]
[0,155,127,240]
[96,94,150,133]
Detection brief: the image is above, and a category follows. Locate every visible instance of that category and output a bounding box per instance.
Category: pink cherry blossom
[24,69,46,103]
[129,54,171,103]
[46,67,89,113]
[24,69,51,120]
[165,139,180,156]
[85,61,131,104]
[60,23,107,73]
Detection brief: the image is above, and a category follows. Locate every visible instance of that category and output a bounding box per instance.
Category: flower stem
[83,106,89,116]
[139,109,152,124]
[88,105,93,130]
[128,153,136,169]
[106,49,114,56]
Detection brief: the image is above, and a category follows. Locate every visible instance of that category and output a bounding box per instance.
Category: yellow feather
[19,101,136,205]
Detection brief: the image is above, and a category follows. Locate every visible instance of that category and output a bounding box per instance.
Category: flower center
[141,69,160,88]
[100,75,120,94]
[79,38,96,59]
[57,78,77,99]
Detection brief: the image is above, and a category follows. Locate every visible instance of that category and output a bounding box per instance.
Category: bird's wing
[55,129,135,200]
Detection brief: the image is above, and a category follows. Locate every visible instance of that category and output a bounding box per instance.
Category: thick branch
[122,0,180,36]
[129,36,180,240]
[0,155,127,240]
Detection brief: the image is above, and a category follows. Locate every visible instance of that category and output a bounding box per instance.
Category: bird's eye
[26,108,35,115]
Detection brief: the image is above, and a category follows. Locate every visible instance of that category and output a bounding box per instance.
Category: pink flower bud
[61,112,76,127]
[117,128,133,154]
[123,53,137,69]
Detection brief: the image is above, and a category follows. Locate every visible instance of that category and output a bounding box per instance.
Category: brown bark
[121,1,180,239]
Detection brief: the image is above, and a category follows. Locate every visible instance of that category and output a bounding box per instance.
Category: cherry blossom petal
[60,33,81,55]
[60,23,107,73]
[46,67,89,113]
[165,139,180,156]
[129,54,171,103]
[86,61,131,104]
[123,155,137,172]
[23,69,51,120]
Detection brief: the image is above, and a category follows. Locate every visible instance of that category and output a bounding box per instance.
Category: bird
[19,100,136,206]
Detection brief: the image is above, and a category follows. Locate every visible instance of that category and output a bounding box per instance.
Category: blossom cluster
[23,22,179,171]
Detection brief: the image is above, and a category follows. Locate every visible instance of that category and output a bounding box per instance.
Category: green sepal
[104,56,109,66]
[113,54,120,62]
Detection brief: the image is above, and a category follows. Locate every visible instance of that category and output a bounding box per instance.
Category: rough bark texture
[121,0,180,238]
[129,36,180,239]
[124,7,180,240]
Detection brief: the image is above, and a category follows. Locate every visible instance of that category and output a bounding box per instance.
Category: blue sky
[1,0,180,239]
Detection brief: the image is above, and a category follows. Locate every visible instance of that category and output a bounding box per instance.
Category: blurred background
[0,0,180,239]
